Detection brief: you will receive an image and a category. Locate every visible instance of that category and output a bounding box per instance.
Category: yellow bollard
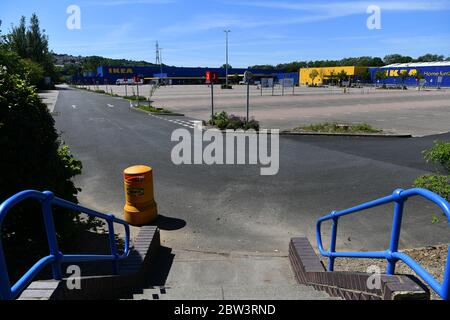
[123,165,158,226]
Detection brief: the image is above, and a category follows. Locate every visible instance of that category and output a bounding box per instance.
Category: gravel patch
[321,244,448,300]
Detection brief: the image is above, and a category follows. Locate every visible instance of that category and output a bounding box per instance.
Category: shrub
[136,105,172,113]
[413,175,450,201]
[413,140,450,222]
[125,95,147,101]
[209,111,259,131]
[294,122,381,133]
[0,64,96,253]
[95,89,106,94]
[423,140,450,172]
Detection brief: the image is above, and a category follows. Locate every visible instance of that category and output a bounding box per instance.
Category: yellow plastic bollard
[123,165,158,226]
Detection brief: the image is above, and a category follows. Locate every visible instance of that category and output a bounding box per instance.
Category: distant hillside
[52,53,163,76]
[52,53,158,67]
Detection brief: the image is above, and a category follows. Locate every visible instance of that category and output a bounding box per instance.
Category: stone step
[132,285,338,300]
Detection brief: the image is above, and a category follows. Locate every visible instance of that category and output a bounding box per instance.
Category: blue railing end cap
[392,188,404,200]
[330,210,338,220]
[42,190,55,199]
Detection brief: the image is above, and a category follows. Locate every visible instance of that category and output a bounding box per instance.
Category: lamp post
[224,30,231,87]
[159,48,163,84]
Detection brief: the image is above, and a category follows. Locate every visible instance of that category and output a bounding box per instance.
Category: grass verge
[136,105,172,113]
[292,122,382,134]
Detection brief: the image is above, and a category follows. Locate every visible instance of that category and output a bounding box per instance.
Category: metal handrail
[0,190,130,300]
[316,188,450,300]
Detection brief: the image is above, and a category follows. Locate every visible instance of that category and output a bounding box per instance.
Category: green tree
[398,70,409,89]
[309,69,319,85]
[383,54,413,65]
[337,70,348,85]
[375,69,387,86]
[360,69,371,83]
[249,64,276,70]
[5,14,55,87]
[6,16,28,58]
[415,54,445,62]
[415,72,425,87]
[0,47,44,87]
[328,70,337,86]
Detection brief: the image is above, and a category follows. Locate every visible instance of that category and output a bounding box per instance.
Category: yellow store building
[299,66,368,86]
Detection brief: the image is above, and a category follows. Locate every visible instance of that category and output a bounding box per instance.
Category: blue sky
[1,0,450,67]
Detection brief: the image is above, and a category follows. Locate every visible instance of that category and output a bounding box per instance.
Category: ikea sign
[108,68,134,74]
[383,69,418,77]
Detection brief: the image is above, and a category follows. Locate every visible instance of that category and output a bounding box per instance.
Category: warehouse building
[71,66,293,85]
[299,62,450,87]
[299,66,368,86]
[369,62,450,87]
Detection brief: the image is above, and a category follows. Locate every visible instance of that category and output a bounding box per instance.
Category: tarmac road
[54,87,450,255]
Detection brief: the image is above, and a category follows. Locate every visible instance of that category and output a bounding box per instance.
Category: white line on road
[148,113,196,129]
[71,105,77,109]
[107,104,114,108]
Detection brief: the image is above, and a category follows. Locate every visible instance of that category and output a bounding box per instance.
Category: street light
[224,30,231,87]
[159,48,163,76]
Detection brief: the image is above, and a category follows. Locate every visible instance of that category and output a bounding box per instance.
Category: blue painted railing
[0,190,130,300]
[316,188,450,300]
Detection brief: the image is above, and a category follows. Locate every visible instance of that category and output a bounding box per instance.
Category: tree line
[0,15,56,89]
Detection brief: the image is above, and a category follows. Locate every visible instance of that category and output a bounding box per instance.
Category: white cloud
[160,0,450,34]
[231,0,450,12]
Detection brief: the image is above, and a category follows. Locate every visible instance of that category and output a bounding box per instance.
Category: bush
[294,122,381,133]
[95,89,106,94]
[413,140,450,222]
[0,64,96,252]
[423,140,450,172]
[125,95,147,101]
[414,175,450,201]
[0,48,44,88]
[136,105,172,113]
[209,111,259,131]
[221,84,233,89]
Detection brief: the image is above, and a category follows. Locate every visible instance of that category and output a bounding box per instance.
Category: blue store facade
[369,62,450,87]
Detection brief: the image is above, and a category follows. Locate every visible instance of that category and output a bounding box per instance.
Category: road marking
[148,114,197,129]
[71,105,77,109]
[107,104,114,108]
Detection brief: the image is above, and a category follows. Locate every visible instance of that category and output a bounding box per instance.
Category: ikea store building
[72,65,299,85]
[370,62,450,87]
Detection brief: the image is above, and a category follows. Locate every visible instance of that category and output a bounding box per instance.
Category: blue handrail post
[387,189,405,275]
[41,191,62,280]
[442,246,450,300]
[328,212,338,271]
[107,218,119,275]
[0,240,12,300]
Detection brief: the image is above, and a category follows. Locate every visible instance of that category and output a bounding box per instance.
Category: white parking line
[148,113,197,129]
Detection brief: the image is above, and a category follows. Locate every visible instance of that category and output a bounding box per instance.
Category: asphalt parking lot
[95,84,450,137]
[56,87,450,254]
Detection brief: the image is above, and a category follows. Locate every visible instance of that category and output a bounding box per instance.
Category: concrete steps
[128,249,338,300]
[132,284,337,300]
